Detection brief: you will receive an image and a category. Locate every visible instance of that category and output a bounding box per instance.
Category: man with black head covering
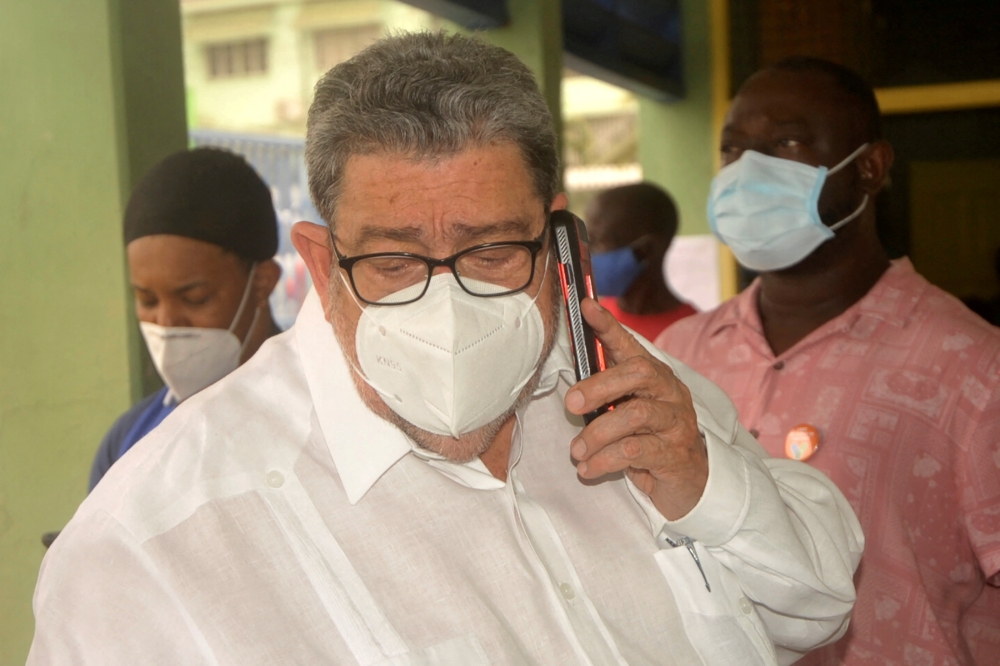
[88,147,282,490]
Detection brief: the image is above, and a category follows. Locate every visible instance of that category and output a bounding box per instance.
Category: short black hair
[593,182,679,240]
[760,56,882,142]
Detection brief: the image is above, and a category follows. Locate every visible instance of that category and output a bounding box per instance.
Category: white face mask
[140,265,259,403]
[348,264,548,439]
[708,143,869,271]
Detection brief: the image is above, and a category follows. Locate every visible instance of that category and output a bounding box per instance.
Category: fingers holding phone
[565,298,708,521]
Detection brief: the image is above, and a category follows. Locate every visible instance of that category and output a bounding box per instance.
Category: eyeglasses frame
[331,225,550,306]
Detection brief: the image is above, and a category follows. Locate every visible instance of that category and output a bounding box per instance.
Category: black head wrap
[123,147,278,261]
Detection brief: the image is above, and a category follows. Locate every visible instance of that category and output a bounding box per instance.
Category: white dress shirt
[29,290,863,665]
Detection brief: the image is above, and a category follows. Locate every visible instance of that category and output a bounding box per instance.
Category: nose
[153,301,188,328]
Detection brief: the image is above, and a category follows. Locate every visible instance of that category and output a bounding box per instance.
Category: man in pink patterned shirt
[657,57,1000,664]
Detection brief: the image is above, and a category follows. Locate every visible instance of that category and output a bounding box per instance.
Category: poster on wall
[664,234,721,312]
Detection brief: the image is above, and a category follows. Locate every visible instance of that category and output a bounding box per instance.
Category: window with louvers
[206,38,269,79]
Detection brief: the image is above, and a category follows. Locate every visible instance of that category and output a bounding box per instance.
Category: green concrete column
[637,0,714,236]
[484,0,564,169]
[0,1,187,662]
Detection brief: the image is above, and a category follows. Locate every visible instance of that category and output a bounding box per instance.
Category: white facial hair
[326,261,561,463]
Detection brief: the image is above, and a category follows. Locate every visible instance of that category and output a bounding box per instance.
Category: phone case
[551,210,611,424]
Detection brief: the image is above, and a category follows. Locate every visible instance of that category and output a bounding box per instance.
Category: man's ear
[860,140,895,195]
[292,222,335,312]
[252,259,282,306]
[630,233,658,261]
[630,234,669,273]
[551,192,569,212]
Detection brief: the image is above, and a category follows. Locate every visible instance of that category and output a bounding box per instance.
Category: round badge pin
[784,424,819,461]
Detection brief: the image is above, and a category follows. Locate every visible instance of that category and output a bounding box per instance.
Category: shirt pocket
[654,542,776,666]
[374,634,491,666]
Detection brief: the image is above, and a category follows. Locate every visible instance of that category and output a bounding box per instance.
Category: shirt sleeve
[28,509,215,665]
[89,391,165,492]
[89,417,130,491]
[627,344,864,665]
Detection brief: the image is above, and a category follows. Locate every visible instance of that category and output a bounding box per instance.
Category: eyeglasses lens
[352,244,535,304]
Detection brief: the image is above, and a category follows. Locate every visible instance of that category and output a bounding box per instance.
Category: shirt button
[749,429,760,438]
[739,596,753,615]
[772,361,785,370]
[266,470,285,488]
[558,583,575,600]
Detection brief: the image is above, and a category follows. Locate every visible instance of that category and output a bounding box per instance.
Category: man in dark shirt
[89,148,283,490]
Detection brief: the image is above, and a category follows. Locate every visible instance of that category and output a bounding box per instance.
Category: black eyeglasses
[333,227,548,306]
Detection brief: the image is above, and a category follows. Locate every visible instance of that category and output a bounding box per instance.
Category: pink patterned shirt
[656,259,1000,665]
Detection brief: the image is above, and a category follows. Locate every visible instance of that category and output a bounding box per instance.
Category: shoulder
[655,298,743,359]
[905,274,1000,367]
[81,329,313,540]
[89,388,170,490]
[103,389,167,446]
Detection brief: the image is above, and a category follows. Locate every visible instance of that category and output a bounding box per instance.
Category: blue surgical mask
[591,245,645,297]
[708,143,869,271]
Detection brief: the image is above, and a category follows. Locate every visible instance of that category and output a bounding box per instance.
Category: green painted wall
[0,1,186,662]
[485,0,564,171]
[637,0,714,235]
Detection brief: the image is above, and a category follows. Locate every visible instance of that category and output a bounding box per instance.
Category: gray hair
[305,31,559,228]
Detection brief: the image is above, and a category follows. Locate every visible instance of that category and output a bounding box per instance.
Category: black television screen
[563,0,684,101]
[404,0,508,29]
[402,0,684,101]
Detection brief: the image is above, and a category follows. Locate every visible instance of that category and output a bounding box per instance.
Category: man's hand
[565,298,708,520]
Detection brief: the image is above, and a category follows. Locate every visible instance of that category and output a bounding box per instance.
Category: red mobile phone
[551,210,611,424]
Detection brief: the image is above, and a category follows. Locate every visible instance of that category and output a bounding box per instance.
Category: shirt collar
[293,288,576,504]
[294,289,412,504]
[847,257,924,326]
[707,257,924,340]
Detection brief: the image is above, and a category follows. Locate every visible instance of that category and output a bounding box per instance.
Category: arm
[29,509,215,665]
[89,391,164,491]
[566,299,863,661]
[88,428,120,491]
[640,418,862,662]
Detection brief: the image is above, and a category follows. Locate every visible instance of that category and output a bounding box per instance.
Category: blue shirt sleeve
[88,389,170,492]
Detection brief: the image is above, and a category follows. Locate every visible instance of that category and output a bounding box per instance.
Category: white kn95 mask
[350,270,547,439]
[140,265,259,403]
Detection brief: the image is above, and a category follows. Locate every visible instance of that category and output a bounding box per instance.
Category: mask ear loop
[505,247,552,399]
[829,194,869,232]
[525,244,552,311]
[825,143,872,233]
[230,263,262,356]
[827,142,871,176]
[334,268,405,404]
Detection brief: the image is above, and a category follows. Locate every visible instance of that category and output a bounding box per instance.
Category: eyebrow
[773,119,811,130]
[352,219,537,247]
[448,219,536,241]
[131,281,209,295]
[722,118,811,135]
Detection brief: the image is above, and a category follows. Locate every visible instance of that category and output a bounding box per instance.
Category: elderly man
[586,183,696,342]
[30,35,862,665]
[88,148,283,490]
[657,57,1000,664]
